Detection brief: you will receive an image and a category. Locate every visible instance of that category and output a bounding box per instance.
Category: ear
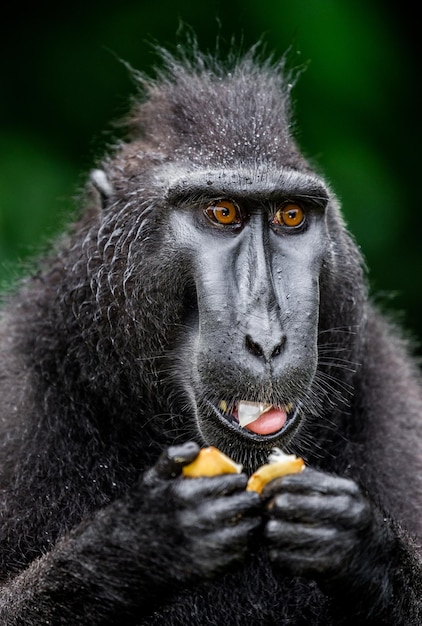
[88,169,114,211]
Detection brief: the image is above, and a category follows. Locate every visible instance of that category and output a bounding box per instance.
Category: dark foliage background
[1,1,421,351]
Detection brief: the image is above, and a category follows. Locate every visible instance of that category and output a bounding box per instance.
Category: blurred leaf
[0,133,77,285]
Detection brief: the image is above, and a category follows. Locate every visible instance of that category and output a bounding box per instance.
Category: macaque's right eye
[204,200,243,227]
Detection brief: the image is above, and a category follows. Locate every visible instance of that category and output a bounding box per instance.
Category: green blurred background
[1,1,421,351]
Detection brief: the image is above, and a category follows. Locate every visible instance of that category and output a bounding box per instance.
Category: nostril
[245,334,265,358]
[245,334,286,361]
[271,336,286,359]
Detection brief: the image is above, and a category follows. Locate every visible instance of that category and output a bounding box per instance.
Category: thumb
[144,441,200,484]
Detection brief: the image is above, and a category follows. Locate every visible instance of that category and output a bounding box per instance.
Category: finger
[266,521,353,577]
[203,519,261,555]
[200,491,262,525]
[265,518,339,549]
[262,468,360,498]
[217,517,262,542]
[267,491,364,527]
[193,519,261,572]
[179,490,261,528]
[145,442,200,484]
[173,473,249,502]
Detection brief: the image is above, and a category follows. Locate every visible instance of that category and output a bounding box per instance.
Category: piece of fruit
[182,446,243,477]
[246,448,305,493]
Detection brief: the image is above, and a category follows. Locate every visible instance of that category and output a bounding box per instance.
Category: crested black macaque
[0,45,421,626]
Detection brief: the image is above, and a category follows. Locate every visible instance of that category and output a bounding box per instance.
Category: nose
[245,333,286,362]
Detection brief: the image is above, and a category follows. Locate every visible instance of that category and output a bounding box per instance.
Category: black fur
[0,45,421,625]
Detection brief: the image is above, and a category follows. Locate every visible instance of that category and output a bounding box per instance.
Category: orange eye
[273,203,305,228]
[205,200,241,226]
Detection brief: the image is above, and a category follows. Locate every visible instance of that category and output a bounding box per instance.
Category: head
[62,47,366,471]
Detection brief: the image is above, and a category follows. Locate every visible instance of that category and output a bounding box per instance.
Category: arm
[263,469,422,625]
[0,443,260,625]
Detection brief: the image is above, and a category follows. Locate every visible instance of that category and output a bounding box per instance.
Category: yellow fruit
[182,446,243,477]
[246,452,305,494]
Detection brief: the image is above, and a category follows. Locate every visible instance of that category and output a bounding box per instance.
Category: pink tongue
[245,407,287,435]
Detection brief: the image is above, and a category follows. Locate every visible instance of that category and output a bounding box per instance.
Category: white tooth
[238,401,272,428]
[219,400,228,413]
[268,447,295,464]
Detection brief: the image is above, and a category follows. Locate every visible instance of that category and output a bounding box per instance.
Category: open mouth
[208,399,298,440]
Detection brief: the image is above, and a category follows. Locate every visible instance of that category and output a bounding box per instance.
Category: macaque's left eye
[272,203,305,228]
[205,200,242,226]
